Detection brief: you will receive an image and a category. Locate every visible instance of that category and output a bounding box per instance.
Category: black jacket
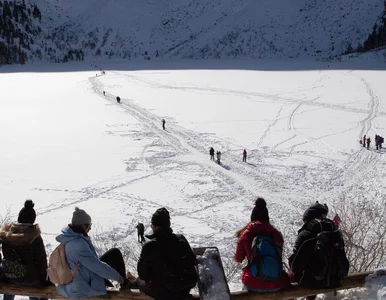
[137,228,197,299]
[289,218,349,288]
[0,223,47,284]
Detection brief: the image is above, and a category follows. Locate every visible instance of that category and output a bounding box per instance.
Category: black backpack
[161,234,198,294]
[310,220,349,289]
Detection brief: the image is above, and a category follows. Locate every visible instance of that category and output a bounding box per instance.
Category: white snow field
[1,54,386,298]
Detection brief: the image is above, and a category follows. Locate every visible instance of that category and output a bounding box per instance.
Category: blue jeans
[3,280,48,300]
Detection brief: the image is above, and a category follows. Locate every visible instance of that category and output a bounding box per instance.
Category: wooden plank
[230,271,374,299]
[0,271,375,300]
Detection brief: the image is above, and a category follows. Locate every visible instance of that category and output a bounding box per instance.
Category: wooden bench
[0,271,377,300]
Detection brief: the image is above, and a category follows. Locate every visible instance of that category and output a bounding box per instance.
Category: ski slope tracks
[1,52,386,298]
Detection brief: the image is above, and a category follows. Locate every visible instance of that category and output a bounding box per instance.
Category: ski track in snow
[35,69,385,267]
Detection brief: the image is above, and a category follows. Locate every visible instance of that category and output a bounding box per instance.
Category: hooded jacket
[0,223,47,284]
[288,218,349,288]
[234,221,291,290]
[56,225,120,299]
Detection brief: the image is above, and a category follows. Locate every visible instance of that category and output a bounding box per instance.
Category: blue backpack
[249,235,282,281]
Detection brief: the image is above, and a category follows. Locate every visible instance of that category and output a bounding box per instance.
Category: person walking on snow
[162,119,166,130]
[136,223,146,244]
[363,135,366,148]
[216,151,221,164]
[243,149,247,162]
[375,135,379,150]
[367,137,371,150]
[209,147,215,161]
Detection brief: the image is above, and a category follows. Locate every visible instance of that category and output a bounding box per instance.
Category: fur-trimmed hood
[0,223,41,245]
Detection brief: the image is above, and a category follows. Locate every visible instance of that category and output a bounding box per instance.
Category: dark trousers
[100,248,126,286]
[138,233,145,243]
[243,156,246,162]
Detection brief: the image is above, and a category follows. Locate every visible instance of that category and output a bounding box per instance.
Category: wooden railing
[0,271,378,300]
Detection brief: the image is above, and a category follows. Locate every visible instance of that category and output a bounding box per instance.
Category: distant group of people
[362,134,384,150]
[209,147,247,164]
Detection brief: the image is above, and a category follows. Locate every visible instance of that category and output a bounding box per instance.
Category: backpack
[310,220,349,289]
[381,137,384,143]
[249,235,282,281]
[47,244,79,284]
[161,234,198,293]
[2,248,28,279]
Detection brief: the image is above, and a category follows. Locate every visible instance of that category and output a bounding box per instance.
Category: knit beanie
[71,207,92,226]
[18,200,36,224]
[151,207,171,228]
[303,201,329,222]
[250,197,269,222]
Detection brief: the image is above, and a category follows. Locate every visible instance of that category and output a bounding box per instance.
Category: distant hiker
[209,147,215,160]
[162,119,166,130]
[216,151,221,164]
[116,96,121,103]
[380,136,384,149]
[55,207,135,299]
[103,91,105,96]
[243,149,247,162]
[0,200,51,300]
[333,214,341,228]
[367,137,371,150]
[375,135,379,150]
[234,197,291,292]
[289,202,349,293]
[363,135,366,148]
[136,223,145,244]
[136,208,198,299]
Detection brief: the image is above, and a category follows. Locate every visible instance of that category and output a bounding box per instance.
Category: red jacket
[234,221,291,290]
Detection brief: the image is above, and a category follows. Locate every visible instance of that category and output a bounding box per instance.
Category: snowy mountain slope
[26,0,384,61]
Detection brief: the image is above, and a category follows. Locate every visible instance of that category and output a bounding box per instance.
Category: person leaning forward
[56,207,133,299]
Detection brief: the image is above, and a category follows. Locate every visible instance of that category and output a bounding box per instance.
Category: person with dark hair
[216,151,221,164]
[209,147,215,161]
[243,149,247,162]
[56,207,133,299]
[289,202,349,299]
[136,222,146,244]
[234,198,290,292]
[136,207,197,300]
[0,200,50,300]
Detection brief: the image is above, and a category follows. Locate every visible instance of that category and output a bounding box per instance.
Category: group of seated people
[0,198,349,300]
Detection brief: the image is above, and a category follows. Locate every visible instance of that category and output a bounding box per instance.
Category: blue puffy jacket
[56,226,120,299]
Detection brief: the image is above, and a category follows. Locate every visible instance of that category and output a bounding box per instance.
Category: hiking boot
[120,278,139,290]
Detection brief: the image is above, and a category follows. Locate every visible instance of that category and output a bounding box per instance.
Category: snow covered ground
[1,53,386,298]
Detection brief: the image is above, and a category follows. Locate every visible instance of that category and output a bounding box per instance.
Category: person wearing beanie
[234,198,290,292]
[0,200,50,300]
[136,207,197,299]
[56,207,135,299]
[288,202,349,298]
